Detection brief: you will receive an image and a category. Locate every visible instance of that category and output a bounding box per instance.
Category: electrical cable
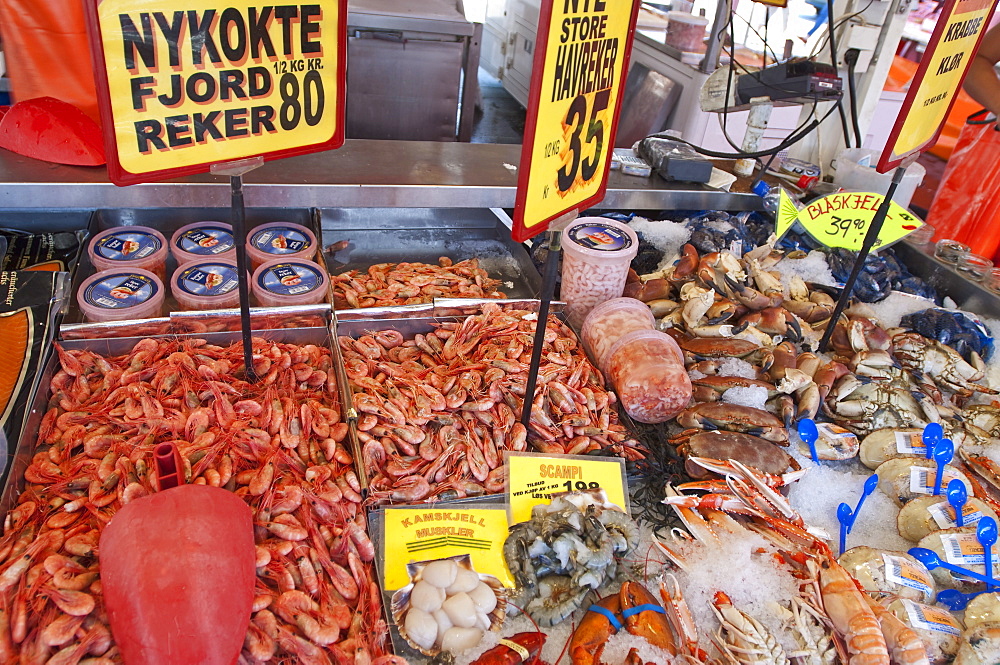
[844,48,864,147]
[691,0,843,160]
[825,0,853,148]
[809,0,876,59]
[671,97,840,158]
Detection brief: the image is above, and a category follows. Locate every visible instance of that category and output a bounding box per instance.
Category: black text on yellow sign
[512,0,640,242]
[382,508,513,591]
[87,0,346,185]
[879,0,998,170]
[507,452,628,524]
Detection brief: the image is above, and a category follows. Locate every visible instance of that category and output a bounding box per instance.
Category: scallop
[410,580,446,614]
[403,608,438,651]
[860,428,924,469]
[475,610,491,631]
[442,593,478,628]
[886,599,961,665]
[875,458,972,507]
[916,528,989,593]
[838,546,934,603]
[446,567,480,595]
[965,593,1000,630]
[955,622,1000,664]
[468,581,498,614]
[440,626,485,653]
[433,609,453,647]
[422,560,459,589]
[898,495,999,543]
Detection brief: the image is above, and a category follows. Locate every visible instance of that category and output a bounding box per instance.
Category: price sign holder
[209,156,264,379]
[878,0,999,172]
[375,505,514,592]
[511,0,639,431]
[815,0,999,353]
[506,451,629,525]
[818,159,918,352]
[85,0,348,372]
[84,0,347,186]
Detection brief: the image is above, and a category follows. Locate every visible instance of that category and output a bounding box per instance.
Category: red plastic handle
[154,443,185,491]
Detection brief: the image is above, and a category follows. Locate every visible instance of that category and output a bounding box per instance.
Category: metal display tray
[336,299,565,502]
[320,207,542,309]
[894,239,1000,319]
[1,326,352,513]
[61,208,330,334]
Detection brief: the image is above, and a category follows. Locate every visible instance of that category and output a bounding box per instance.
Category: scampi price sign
[85,0,346,185]
[511,0,640,242]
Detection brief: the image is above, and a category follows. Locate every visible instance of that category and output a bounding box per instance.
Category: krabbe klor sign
[86,1,346,185]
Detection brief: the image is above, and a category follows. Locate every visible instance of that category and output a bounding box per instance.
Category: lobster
[471,632,546,665]
[568,581,677,665]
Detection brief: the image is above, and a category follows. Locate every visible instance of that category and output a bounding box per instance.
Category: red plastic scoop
[99,443,255,665]
[0,97,105,166]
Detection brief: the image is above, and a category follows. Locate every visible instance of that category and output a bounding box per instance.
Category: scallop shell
[391,554,507,657]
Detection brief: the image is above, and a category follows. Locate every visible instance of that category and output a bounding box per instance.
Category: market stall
[0,0,994,654]
[0,132,995,664]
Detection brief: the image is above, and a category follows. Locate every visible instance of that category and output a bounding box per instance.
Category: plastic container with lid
[833,148,926,209]
[665,12,708,52]
[89,226,168,280]
[252,259,329,307]
[246,222,317,269]
[170,222,236,266]
[580,297,655,374]
[605,329,691,424]
[172,260,242,311]
[78,268,165,322]
[560,217,639,329]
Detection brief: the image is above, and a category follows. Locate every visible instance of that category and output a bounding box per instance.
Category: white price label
[901,599,962,636]
[895,431,927,455]
[882,553,933,597]
[928,499,984,530]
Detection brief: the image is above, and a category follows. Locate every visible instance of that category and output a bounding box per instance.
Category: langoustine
[0,337,392,665]
[342,303,644,504]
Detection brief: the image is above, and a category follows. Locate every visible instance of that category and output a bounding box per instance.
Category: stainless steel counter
[0,140,762,212]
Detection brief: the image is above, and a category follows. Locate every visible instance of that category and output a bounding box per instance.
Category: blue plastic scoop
[922,422,943,459]
[932,438,954,496]
[936,587,990,611]
[948,478,969,527]
[798,418,819,463]
[979,517,998,591]
[908,547,1000,586]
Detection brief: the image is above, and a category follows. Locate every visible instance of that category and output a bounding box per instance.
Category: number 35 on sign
[512,0,641,242]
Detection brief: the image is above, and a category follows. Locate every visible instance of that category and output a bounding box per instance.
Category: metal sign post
[510,0,639,435]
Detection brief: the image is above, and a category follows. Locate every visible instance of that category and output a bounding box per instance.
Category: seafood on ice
[331,257,507,309]
[503,490,640,627]
[391,555,505,657]
[342,303,643,504]
[0,337,388,665]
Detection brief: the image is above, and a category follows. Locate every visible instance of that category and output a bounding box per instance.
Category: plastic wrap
[927,113,1000,262]
[580,297,655,374]
[606,330,690,423]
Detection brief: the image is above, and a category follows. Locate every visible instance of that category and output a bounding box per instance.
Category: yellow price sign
[506,452,628,525]
[511,0,641,242]
[382,507,513,591]
[878,0,998,170]
[775,189,924,251]
[85,0,346,185]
